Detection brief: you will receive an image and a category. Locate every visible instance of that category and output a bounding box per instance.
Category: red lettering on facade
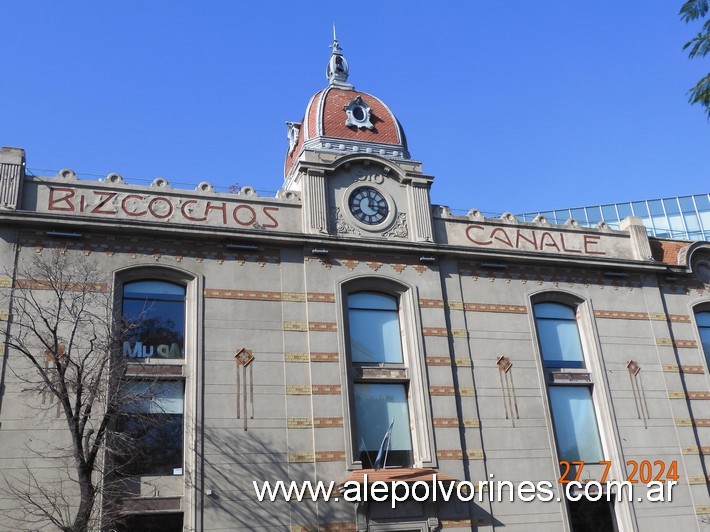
[539,232,561,252]
[515,230,538,250]
[490,227,514,248]
[233,205,257,226]
[79,195,86,213]
[48,187,76,212]
[121,194,147,217]
[262,206,280,229]
[148,197,174,220]
[465,225,492,245]
[181,200,207,222]
[560,233,582,253]
[91,191,118,215]
[205,201,227,224]
[583,235,606,255]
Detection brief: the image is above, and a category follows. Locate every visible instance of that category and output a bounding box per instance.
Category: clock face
[348,187,389,225]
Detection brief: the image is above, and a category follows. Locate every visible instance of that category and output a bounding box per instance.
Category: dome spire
[326,24,352,88]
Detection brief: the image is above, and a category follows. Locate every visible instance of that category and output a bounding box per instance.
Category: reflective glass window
[348,292,403,364]
[571,208,586,223]
[116,381,184,476]
[601,204,618,223]
[534,303,585,368]
[548,386,604,462]
[354,383,412,468]
[585,206,602,224]
[123,280,185,359]
[631,201,648,218]
[616,202,632,220]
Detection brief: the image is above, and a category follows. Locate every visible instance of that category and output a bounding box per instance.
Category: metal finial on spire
[326,24,350,86]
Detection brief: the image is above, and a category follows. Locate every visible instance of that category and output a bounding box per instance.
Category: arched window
[533,302,603,463]
[122,280,186,359]
[347,291,412,468]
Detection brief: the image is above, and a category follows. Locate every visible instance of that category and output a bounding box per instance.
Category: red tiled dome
[284,86,409,180]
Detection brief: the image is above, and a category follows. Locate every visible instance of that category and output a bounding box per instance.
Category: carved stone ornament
[331,207,361,236]
[381,212,408,239]
[344,96,374,130]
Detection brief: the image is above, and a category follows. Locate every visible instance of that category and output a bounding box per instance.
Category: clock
[348,187,389,225]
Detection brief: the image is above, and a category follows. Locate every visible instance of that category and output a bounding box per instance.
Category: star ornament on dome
[344,96,373,130]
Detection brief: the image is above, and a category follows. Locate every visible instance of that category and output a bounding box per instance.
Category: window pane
[601,204,618,223]
[534,303,584,368]
[549,387,603,462]
[354,383,412,467]
[585,206,602,224]
[123,280,185,359]
[569,499,616,531]
[663,197,680,214]
[348,293,403,364]
[349,292,397,310]
[631,201,648,218]
[648,199,664,216]
[535,302,576,319]
[616,202,632,220]
[116,381,184,476]
[117,512,184,532]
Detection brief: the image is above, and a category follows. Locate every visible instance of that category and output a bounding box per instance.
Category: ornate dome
[284,31,410,183]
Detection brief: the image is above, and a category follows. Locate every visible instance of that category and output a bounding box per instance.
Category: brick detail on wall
[288,452,315,463]
[594,310,649,320]
[669,390,710,400]
[437,449,484,460]
[423,327,467,338]
[287,417,343,428]
[283,321,337,332]
[312,385,341,395]
[676,418,710,427]
[284,352,339,362]
[286,385,312,395]
[433,417,480,428]
[663,365,705,374]
[681,446,710,455]
[419,299,445,308]
[287,418,313,429]
[423,327,448,337]
[656,337,697,349]
[464,303,527,314]
[204,289,335,303]
[315,451,346,462]
[309,322,338,332]
[429,386,475,396]
[425,356,472,367]
[310,352,340,362]
[314,417,344,428]
[285,352,310,362]
[441,520,473,529]
[695,505,710,515]
[0,276,12,288]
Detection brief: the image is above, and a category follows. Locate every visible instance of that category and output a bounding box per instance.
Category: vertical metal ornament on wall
[235,348,255,431]
[627,359,648,428]
[497,355,519,426]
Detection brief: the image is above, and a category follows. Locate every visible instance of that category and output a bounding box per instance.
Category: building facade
[1,37,710,532]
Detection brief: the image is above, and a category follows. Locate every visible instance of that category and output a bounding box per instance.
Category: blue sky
[2,1,707,216]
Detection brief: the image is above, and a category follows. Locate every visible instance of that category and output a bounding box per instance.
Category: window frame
[532,296,604,463]
[112,266,201,532]
[338,276,436,470]
[529,290,631,531]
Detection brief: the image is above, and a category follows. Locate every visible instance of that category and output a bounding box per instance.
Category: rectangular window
[548,387,603,462]
[116,380,184,476]
[122,280,186,359]
[346,290,419,468]
[534,302,604,463]
[354,383,413,468]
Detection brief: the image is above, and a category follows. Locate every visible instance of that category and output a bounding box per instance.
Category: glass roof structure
[517,193,710,241]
